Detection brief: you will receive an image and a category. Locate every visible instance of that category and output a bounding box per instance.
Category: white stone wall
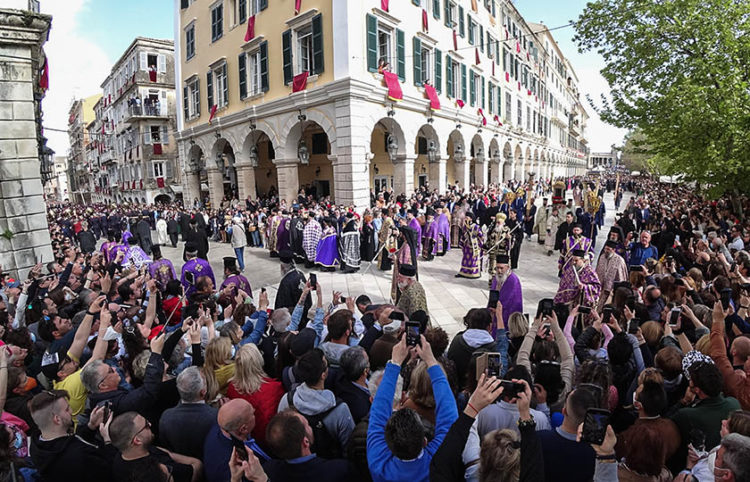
[0,9,53,279]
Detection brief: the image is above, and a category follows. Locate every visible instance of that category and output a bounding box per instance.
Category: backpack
[286,387,344,459]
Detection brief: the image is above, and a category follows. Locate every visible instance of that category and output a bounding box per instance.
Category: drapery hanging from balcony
[153,143,163,155]
[456,99,465,108]
[505,72,510,82]
[493,115,502,126]
[208,105,218,124]
[471,0,478,12]
[292,71,309,92]
[381,0,389,11]
[295,0,302,15]
[422,9,428,32]
[475,48,480,65]
[157,177,165,188]
[424,84,440,110]
[39,58,48,91]
[244,15,255,42]
[453,30,458,50]
[477,108,487,126]
[382,71,403,101]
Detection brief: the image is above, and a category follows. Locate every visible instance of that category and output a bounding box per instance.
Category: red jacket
[227,378,285,447]
[710,319,750,410]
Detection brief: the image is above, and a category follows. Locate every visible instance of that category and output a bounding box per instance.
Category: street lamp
[297,138,310,164]
[427,140,437,163]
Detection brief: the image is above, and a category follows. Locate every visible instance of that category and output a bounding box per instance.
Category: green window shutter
[458,6,464,37]
[238,54,247,100]
[470,71,476,106]
[461,63,467,101]
[366,14,378,72]
[444,0,451,27]
[488,84,493,114]
[196,80,200,115]
[260,0,267,10]
[282,29,292,85]
[434,48,442,94]
[433,0,440,19]
[222,63,228,106]
[412,0,420,5]
[481,76,485,109]
[413,37,422,86]
[446,60,453,98]
[479,25,484,52]
[260,41,269,92]
[239,0,246,23]
[495,40,500,65]
[311,13,324,75]
[396,29,406,81]
[468,19,474,45]
[206,71,214,108]
[496,86,501,114]
[183,86,189,120]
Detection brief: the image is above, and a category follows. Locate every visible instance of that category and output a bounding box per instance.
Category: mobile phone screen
[309,273,317,287]
[486,354,501,378]
[231,435,248,461]
[581,409,611,445]
[488,290,499,308]
[405,321,420,346]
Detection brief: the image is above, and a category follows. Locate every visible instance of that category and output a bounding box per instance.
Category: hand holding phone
[308,273,317,288]
[488,290,500,309]
[405,320,420,346]
[580,408,611,445]
[230,435,249,461]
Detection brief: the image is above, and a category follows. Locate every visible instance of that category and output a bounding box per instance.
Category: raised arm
[143,279,158,330]
[69,295,106,361]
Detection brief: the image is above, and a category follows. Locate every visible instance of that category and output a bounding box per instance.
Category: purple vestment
[554,263,601,307]
[408,218,422,255]
[458,224,484,278]
[558,235,593,272]
[423,220,440,256]
[149,258,177,290]
[181,258,215,297]
[122,246,151,269]
[490,271,523,337]
[221,274,253,298]
[276,219,291,253]
[436,213,451,253]
[315,228,339,268]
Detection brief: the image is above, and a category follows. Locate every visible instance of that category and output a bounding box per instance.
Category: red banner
[208,105,218,124]
[153,143,163,155]
[422,9,428,32]
[382,71,403,101]
[149,69,157,82]
[292,71,309,93]
[157,177,165,188]
[453,30,458,50]
[39,58,49,91]
[424,84,440,111]
[295,0,302,14]
[505,72,510,82]
[456,99,465,109]
[381,0,389,11]
[493,115,502,126]
[475,48,480,65]
[244,15,255,42]
[477,108,487,126]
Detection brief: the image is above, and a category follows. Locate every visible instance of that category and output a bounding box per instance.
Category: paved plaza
[157,191,624,338]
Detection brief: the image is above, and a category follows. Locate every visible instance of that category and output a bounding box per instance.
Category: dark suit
[167,219,179,247]
[158,402,218,459]
[275,268,309,314]
[77,230,96,254]
[334,378,371,424]
[135,219,153,254]
[183,227,209,261]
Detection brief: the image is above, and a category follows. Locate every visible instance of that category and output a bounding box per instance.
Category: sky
[40,0,626,155]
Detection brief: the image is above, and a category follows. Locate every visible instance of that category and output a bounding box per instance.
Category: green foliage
[574,0,750,197]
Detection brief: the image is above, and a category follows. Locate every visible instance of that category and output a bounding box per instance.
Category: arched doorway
[242,130,277,199]
[513,144,523,182]
[295,122,332,201]
[210,138,238,203]
[488,137,500,185]
[154,193,171,205]
[414,125,439,190]
[503,141,513,184]
[469,134,484,187]
[446,129,466,189]
[369,117,406,195]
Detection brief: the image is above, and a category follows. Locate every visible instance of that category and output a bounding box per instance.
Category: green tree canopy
[574,0,750,198]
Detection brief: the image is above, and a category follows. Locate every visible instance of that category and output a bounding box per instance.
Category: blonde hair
[230,344,267,395]
[695,333,711,356]
[407,361,445,409]
[479,429,520,482]
[507,312,529,338]
[202,337,233,401]
[640,321,664,347]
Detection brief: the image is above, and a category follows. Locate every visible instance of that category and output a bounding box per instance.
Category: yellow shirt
[215,363,235,396]
[53,368,87,419]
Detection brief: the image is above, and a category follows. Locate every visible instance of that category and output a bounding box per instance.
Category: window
[445,1,457,28]
[526,106,531,131]
[185,24,195,61]
[312,133,328,154]
[183,77,200,120]
[421,47,432,84]
[469,71,480,106]
[446,58,460,98]
[283,14,324,83]
[297,25,313,74]
[517,99,522,126]
[247,50,262,96]
[248,0,267,15]
[208,62,228,108]
[153,161,165,178]
[378,26,394,69]
[239,42,268,98]
[468,17,475,45]
[211,3,223,42]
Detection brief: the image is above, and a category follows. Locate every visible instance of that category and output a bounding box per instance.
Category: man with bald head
[710,301,750,409]
[203,398,270,482]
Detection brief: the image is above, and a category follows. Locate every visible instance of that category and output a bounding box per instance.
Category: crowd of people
[0,174,749,482]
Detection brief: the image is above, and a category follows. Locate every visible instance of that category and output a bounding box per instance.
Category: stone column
[516,157,525,182]
[392,156,415,197]
[235,162,257,201]
[476,159,489,188]
[428,156,446,194]
[206,167,224,208]
[490,159,502,185]
[0,9,53,279]
[183,170,201,206]
[332,153,370,209]
[275,159,299,205]
[454,157,470,191]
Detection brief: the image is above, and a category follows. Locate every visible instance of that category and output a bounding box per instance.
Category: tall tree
[574,0,750,200]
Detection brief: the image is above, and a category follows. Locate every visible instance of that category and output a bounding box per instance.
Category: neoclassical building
[174,0,588,209]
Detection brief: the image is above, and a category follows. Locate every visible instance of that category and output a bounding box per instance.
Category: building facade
[89,37,181,205]
[66,94,100,203]
[174,0,589,209]
[0,2,54,278]
[589,148,618,169]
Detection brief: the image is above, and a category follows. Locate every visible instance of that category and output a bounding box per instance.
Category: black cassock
[360,224,376,262]
[135,219,153,255]
[275,268,310,315]
[289,216,306,260]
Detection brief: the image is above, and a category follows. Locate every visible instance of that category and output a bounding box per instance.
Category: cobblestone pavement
[156,190,628,338]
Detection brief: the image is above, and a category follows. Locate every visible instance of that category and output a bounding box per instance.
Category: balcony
[124,102,167,123]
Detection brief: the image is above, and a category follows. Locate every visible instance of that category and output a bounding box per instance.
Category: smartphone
[308,273,317,287]
[230,435,248,461]
[184,271,195,286]
[102,400,112,423]
[689,428,706,453]
[405,320,420,346]
[669,307,682,325]
[602,306,614,324]
[580,408,611,445]
[389,311,405,321]
[486,353,502,378]
[537,298,554,318]
[523,313,529,323]
[488,289,500,309]
[499,380,525,399]
[628,318,640,334]
[578,306,592,314]
[720,288,732,310]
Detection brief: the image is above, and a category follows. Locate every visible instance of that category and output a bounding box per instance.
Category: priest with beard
[339,212,361,273]
[421,208,440,261]
[489,253,523,335]
[595,240,628,311]
[554,248,601,310]
[406,209,423,256]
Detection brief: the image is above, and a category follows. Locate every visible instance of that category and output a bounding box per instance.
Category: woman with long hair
[201,337,235,403]
[227,344,284,447]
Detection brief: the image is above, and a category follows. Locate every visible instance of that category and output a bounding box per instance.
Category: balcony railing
[124,103,166,123]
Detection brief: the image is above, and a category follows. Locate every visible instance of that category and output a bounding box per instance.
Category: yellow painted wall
[369,127,393,189]
[255,139,278,196]
[181,0,335,128]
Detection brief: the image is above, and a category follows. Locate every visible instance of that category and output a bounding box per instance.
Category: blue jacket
[367,363,458,482]
[628,243,658,266]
